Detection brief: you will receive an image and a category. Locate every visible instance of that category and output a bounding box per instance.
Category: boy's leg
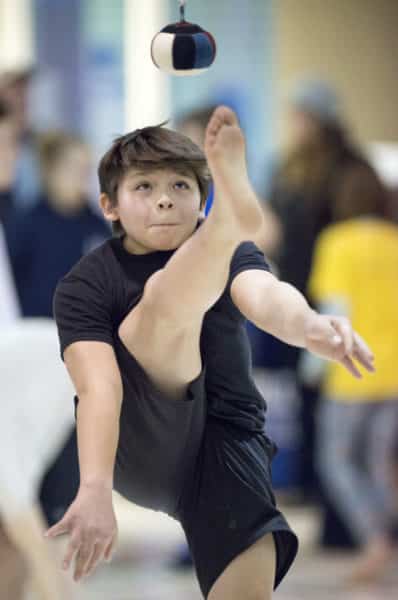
[119,106,264,399]
[0,519,27,600]
[208,533,276,600]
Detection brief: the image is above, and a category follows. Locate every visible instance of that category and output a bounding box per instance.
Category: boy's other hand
[44,482,118,582]
[304,312,375,378]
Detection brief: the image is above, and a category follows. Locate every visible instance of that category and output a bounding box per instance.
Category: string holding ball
[151,0,217,76]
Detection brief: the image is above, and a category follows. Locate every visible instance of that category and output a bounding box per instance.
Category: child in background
[5,130,110,318]
[307,207,398,582]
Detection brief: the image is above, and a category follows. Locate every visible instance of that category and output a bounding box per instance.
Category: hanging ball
[151,21,217,76]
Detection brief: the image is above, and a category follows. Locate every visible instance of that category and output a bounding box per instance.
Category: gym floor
[58,496,397,600]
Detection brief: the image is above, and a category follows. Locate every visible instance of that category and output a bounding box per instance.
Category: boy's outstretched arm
[231,270,375,378]
[44,342,122,582]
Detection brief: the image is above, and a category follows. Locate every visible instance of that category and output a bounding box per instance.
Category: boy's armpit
[64,340,123,400]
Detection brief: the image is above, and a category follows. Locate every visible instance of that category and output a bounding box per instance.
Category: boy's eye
[136,182,151,191]
[174,181,190,190]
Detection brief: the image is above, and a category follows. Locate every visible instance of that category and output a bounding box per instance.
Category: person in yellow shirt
[306,213,398,583]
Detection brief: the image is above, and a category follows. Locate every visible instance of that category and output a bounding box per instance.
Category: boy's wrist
[80,478,113,492]
[303,309,319,348]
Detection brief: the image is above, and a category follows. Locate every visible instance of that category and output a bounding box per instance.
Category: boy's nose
[156,195,174,209]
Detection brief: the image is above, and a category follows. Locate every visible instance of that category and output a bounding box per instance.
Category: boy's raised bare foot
[204,106,264,239]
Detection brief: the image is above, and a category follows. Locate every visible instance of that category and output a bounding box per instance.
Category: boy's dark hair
[98,125,211,236]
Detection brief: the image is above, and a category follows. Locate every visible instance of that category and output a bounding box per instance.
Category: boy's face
[101,167,203,254]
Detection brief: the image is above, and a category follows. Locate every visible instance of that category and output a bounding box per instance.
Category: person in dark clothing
[46,107,374,598]
[260,80,388,503]
[0,99,19,226]
[5,130,110,317]
[268,80,388,299]
[0,65,41,208]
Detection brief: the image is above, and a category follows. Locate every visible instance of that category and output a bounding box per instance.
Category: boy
[47,107,374,599]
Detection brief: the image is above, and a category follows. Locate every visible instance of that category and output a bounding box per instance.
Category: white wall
[0,0,35,72]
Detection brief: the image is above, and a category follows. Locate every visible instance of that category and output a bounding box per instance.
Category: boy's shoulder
[230,241,270,275]
[62,237,118,282]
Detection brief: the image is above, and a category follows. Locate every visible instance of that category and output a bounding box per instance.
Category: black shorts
[111,337,298,598]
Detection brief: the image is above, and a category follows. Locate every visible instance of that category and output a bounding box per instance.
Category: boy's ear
[100,193,119,223]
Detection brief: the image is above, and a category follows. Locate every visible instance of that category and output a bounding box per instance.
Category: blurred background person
[3,129,110,543]
[256,79,390,503]
[267,78,388,293]
[0,98,20,323]
[0,98,19,225]
[303,184,398,584]
[0,65,42,209]
[4,130,110,318]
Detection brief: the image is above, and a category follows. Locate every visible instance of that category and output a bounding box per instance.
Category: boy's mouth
[150,223,180,227]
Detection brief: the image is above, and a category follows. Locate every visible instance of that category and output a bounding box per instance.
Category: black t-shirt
[54,237,271,430]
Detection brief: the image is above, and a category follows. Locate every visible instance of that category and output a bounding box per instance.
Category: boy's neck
[122,235,158,256]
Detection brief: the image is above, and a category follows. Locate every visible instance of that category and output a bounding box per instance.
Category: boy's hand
[44,483,118,582]
[304,312,375,378]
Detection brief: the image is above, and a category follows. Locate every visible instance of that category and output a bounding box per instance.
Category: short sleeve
[308,228,351,303]
[229,241,271,283]
[54,273,114,359]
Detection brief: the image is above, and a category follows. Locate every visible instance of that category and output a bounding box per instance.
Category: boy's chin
[148,228,194,251]
[151,239,181,251]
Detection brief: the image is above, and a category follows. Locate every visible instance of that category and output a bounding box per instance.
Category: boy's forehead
[125,165,196,180]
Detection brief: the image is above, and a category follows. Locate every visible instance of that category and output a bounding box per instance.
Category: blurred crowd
[1,66,398,599]
[0,66,110,599]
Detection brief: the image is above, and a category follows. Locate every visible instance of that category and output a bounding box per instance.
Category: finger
[341,355,362,379]
[45,519,70,539]
[331,318,354,356]
[74,541,95,582]
[353,346,375,372]
[84,543,105,577]
[354,332,374,360]
[353,333,375,371]
[62,532,82,571]
[104,535,116,562]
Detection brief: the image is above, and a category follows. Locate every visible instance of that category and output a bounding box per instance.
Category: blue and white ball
[151,21,217,76]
